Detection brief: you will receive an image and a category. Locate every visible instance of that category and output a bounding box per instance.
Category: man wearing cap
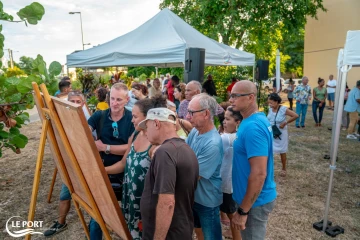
[139,108,199,239]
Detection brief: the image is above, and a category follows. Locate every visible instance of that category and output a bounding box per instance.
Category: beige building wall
[304,0,360,90]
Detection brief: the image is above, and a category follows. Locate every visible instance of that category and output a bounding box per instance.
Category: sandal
[280,170,287,177]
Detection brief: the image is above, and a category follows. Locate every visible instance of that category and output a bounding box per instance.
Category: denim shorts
[241,200,275,240]
[327,92,335,101]
[193,202,222,240]
[59,184,71,201]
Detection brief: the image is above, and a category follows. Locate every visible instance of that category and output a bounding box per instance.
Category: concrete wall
[304,0,360,89]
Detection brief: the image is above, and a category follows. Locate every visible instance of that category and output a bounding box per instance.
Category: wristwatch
[105,145,111,154]
[237,207,250,215]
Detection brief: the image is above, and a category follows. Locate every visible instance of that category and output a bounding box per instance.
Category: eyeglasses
[112,122,119,138]
[229,93,254,99]
[187,109,206,117]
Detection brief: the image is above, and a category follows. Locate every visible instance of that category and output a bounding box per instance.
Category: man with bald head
[178,80,224,119]
[177,81,202,119]
[229,80,277,240]
[186,93,223,239]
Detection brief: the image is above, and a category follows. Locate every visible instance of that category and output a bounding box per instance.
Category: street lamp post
[69,12,90,50]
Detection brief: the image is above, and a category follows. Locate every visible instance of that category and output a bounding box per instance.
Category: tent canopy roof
[343,30,360,67]
[66,8,255,68]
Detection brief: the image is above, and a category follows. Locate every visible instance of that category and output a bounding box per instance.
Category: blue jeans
[89,218,102,240]
[193,202,222,240]
[295,102,308,127]
[312,101,326,124]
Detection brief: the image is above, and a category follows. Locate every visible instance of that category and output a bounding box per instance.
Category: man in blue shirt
[344,80,360,140]
[229,80,277,240]
[186,93,223,240]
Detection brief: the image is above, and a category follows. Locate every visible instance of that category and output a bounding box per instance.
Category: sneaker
[296,126,300,128]
[342,127,347,131]
[353,133,360,137]
[346,134,358,140]
[44,221,68,237]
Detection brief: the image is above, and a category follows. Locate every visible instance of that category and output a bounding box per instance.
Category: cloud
[2,0,161,66]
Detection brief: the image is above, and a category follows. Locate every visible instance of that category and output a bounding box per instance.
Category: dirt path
[0,104,359,239]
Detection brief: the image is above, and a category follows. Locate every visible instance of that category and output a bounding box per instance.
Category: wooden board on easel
[51,97,130,238]
[27,83,131,240]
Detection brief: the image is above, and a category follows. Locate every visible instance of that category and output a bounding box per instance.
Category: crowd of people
[44,72,359,240]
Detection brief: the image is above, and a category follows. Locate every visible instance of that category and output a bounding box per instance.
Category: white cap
[138,108,176,129]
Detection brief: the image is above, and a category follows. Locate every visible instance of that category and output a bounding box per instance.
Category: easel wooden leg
[25,119,49,240]
[98,217,112,240]
[47,167,57,203]
[72,200,90,240]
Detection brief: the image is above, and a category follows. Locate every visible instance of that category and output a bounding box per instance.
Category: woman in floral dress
[106,95,167,239]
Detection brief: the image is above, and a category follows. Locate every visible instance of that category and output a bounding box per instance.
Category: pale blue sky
[2,0,161,65]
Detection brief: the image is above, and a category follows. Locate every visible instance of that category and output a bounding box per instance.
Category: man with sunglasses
[87,83,135,239]
[186,93,224,240]
[229,80,277,240]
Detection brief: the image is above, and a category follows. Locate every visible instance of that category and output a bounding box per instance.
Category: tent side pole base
[315,65,348,237]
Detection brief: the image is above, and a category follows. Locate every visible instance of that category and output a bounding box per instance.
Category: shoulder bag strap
[274,106,281,125]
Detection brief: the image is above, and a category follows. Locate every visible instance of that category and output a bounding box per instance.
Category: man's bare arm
[153,194,175,240]
[239,156,268,212]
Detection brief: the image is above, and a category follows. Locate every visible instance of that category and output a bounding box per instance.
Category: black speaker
[184,48,205,83]
[256,60,269,80]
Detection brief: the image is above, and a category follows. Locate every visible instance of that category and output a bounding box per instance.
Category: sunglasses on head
[112,122,119,138]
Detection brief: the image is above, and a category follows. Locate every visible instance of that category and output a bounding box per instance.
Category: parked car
[254,79,272,91]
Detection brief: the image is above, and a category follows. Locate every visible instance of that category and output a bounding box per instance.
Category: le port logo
[6,216,44,238]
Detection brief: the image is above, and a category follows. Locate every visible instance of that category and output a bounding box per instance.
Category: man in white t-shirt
[326,74,337,110]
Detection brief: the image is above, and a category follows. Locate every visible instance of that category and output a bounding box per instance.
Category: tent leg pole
[322,65,348,231]
[252,65,255,82]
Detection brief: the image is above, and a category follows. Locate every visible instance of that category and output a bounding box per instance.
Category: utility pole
[8,49,14,68]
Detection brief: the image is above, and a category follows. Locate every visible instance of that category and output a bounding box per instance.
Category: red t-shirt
[227,82,236,93]
[167,80,174,102]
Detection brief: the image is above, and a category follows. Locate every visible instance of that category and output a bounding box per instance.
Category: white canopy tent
[66,8,255,68]
[322,30,360,233]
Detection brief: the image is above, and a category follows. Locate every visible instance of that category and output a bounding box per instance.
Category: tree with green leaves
[160,0,325,76]
[19,56,35,75]
[0,2,62,157]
